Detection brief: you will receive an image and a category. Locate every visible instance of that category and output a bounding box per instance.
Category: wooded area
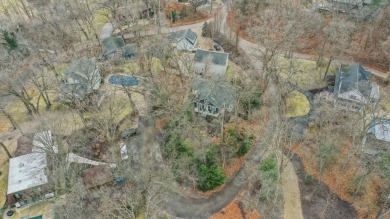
[0,0,389,218]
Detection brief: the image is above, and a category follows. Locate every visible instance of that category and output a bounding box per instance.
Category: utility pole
[220,105,225,140]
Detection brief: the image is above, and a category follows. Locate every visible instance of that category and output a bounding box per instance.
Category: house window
[210,106,216,114]
[194,102,197,108]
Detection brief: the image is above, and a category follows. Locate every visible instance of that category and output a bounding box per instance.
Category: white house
[7,153,49,204]
[333,63,379,105]
[194,49,229,76]
[168,29,198,52]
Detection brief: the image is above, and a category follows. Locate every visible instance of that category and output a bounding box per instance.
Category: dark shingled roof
[102,36,126,57]
[192,78,236,108]
[62,57,100,100]
[122,43,138,59]
[334,63,372,98]
[194,50,229,66]
[168,29,197,45]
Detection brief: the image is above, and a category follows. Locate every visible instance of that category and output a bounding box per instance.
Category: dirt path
[282,156,304,219]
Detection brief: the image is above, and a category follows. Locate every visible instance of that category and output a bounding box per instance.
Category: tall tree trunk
[0,142,12,158]
[323,56,334,80]
[1,109,20,131]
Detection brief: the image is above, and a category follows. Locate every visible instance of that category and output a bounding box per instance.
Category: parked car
[213,43,221,51]
[121,128,138,139]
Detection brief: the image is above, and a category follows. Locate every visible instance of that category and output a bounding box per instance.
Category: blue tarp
[108,75,140,87]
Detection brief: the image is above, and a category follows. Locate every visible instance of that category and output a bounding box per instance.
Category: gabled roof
[192,78,236,108]
[194,50,229,66]
[102,37,138,59]
[168,29,197,45]
[122,43,138,59]
[7,153,48,194]
[102,36,126,57]
[62,58,101,99]
[64,57,98,82]
[334,63,373,98]
[369,120,390,143]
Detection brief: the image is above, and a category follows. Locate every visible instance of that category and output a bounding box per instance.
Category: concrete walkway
[282,156,304,219]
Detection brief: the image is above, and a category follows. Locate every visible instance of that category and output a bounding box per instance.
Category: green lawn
[278,57,336,89]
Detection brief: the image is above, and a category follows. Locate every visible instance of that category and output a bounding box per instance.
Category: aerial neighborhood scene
[0,0,390,218]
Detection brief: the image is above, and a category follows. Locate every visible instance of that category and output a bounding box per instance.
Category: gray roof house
[333,63,379,104]
[194,50,229,76]
[168,29,198,52]
[192,79,236,117]
[102,36,138,60]
[368,120,390,143]
[61,58,102,101]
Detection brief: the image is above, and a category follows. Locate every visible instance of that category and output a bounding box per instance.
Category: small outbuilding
[194,49,229,76]
[168,29,198,52]
[102,36,138,60]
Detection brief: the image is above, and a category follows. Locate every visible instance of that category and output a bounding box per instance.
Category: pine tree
[2,30,18,51]
[202,21,210,37]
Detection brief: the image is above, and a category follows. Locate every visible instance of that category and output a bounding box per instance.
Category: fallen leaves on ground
[209,199,260,219]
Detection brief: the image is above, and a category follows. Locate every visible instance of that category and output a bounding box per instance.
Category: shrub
[205,115,213,123]
[196,146,226,191]
[2,30,18,51]
[260,156,277,172]
[237,134,253,156]
[176,140,194,158]
[304,173,313,183]
[197,163,226,191]
[179,8,188,18]
[202,21,211,37]
[224,128,239,148]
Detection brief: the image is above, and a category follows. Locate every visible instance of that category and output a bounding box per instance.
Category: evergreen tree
[2,30,18,51]
[202,21,210,37]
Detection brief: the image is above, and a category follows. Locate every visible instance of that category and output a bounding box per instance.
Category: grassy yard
[0,135,19,208]
[122,62,141,75]
[226,61,239,82]
[278,57,336,89]
[0,163,9,207]
[285,91,310,118]
[3,88,61,128]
